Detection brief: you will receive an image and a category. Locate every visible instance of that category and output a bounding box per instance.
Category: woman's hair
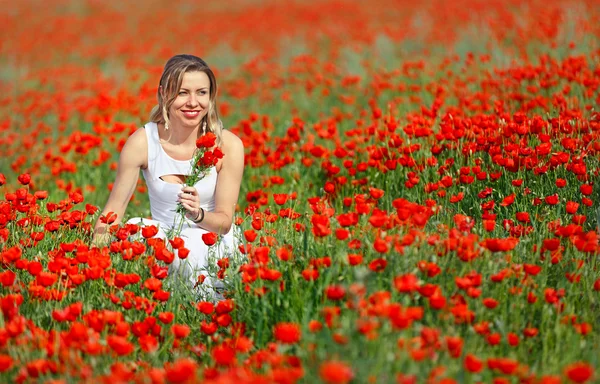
[150,54,223,145]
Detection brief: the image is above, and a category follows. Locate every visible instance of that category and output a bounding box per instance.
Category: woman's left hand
[178,185,202,221]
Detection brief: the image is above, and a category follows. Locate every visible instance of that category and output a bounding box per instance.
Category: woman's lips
[182,110,200,118]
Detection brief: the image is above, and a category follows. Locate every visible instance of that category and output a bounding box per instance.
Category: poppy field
[1,0,600,382]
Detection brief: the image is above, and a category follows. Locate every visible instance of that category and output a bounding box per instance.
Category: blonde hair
[150,54,223,146]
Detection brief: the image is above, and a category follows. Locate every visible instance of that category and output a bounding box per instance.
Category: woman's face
[167,70,211,130]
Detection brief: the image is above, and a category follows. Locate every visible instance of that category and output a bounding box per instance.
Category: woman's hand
[178,185,203,222]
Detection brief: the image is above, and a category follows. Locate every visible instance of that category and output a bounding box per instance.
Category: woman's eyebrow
[179,87,209,91]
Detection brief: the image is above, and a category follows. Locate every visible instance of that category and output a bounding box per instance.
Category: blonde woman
[93,54,244,292]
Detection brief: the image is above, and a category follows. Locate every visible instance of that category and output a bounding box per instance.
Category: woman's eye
[178,91,187,96]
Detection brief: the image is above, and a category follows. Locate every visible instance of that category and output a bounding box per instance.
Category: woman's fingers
[180,201,198,217]
[181,186,197,195]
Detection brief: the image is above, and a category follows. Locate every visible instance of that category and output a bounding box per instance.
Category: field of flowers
[1,0,600,382]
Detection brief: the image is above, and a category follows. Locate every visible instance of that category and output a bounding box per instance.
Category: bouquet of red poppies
[174,131,224,225]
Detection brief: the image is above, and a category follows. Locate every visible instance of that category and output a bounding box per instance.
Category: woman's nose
[187,94,199,106]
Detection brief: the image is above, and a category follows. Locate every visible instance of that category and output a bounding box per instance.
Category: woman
[92,54,244,293]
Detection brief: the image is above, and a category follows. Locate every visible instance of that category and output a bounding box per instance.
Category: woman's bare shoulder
[221,129,243,151]
[121,126,148,168]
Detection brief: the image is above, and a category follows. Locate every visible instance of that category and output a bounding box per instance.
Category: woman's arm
[180,130,244,235]
[92,128,148,245]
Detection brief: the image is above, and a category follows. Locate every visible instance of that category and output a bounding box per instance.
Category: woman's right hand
[178,185,203,222]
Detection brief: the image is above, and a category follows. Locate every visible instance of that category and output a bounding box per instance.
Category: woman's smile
[182,110,201,118]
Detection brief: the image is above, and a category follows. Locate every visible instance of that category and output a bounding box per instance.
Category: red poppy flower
[195,132,217,148]
[273,193,289,205]
[158,312,174,324]
[100,211,118,224]
[273,322,301,344]
[394,273,420,293]
[17,173,31,185]
[464,354,484,373]
[580,184,593,196]
[200,321,218,335]
[197,301,214,314]
[211,344,236,366]
[369,258,387,272]
[177,247,190,259]
[319,360,354,384]
[545,194,559,205]
[0,354,13,372]
[564,362,594,383]
[107,335,134,356]
[215,299,235,314]
[165,358,198,384]
[201,232,218,246]
[325,285,346,300]
[141,225,159,238]
[171,324,191,339]
[500,194,516,207]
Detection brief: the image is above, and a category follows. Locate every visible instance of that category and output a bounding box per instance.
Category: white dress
[127,122,239,292]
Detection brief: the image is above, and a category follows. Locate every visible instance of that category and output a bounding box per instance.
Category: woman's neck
[162,122,200,146]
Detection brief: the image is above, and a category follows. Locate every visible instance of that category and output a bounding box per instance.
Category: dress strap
[144,122,159,162]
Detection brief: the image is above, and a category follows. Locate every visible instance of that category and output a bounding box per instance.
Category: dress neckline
[152,122,194,163]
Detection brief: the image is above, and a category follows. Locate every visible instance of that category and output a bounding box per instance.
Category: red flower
[158,311,174,324]
[197,301,214,314]
[302,268,319,281]
[273,322,301,344]
[347,253,363,266]
[320,361,354,384]
[325,285,346,301]
[141,225,159,238]
[368,258,387,272]
[165,358,197,384]
[171,324,191,339]
[139,334,158,353]
[0,354,13,372]
[373,237,389,253]
[196,132,217,148]
[273,193,289,205]
[482,298,498,309]
[34,190,48,200]
[169,237,185,249]
[507,332,520,346]
[580,184,593,196]
[515,212,530,223]
[311,214,331,237]
[212,344,236,366]
[100,211,118,224]
[107,335,134,356]
[177,247,190,259]
[500,194,516,207]
[566,201,579,214]
[545,194,559,205]
[200,321,218,335]
[215,299,235,314]
[394,273,420,293]
[464,354,483,373]
[481,238,518,252]
[17,173,31,185]
[564,362,594,383]
[368,187,385,199]
[524,264,542,275]
[202,232,218,246]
